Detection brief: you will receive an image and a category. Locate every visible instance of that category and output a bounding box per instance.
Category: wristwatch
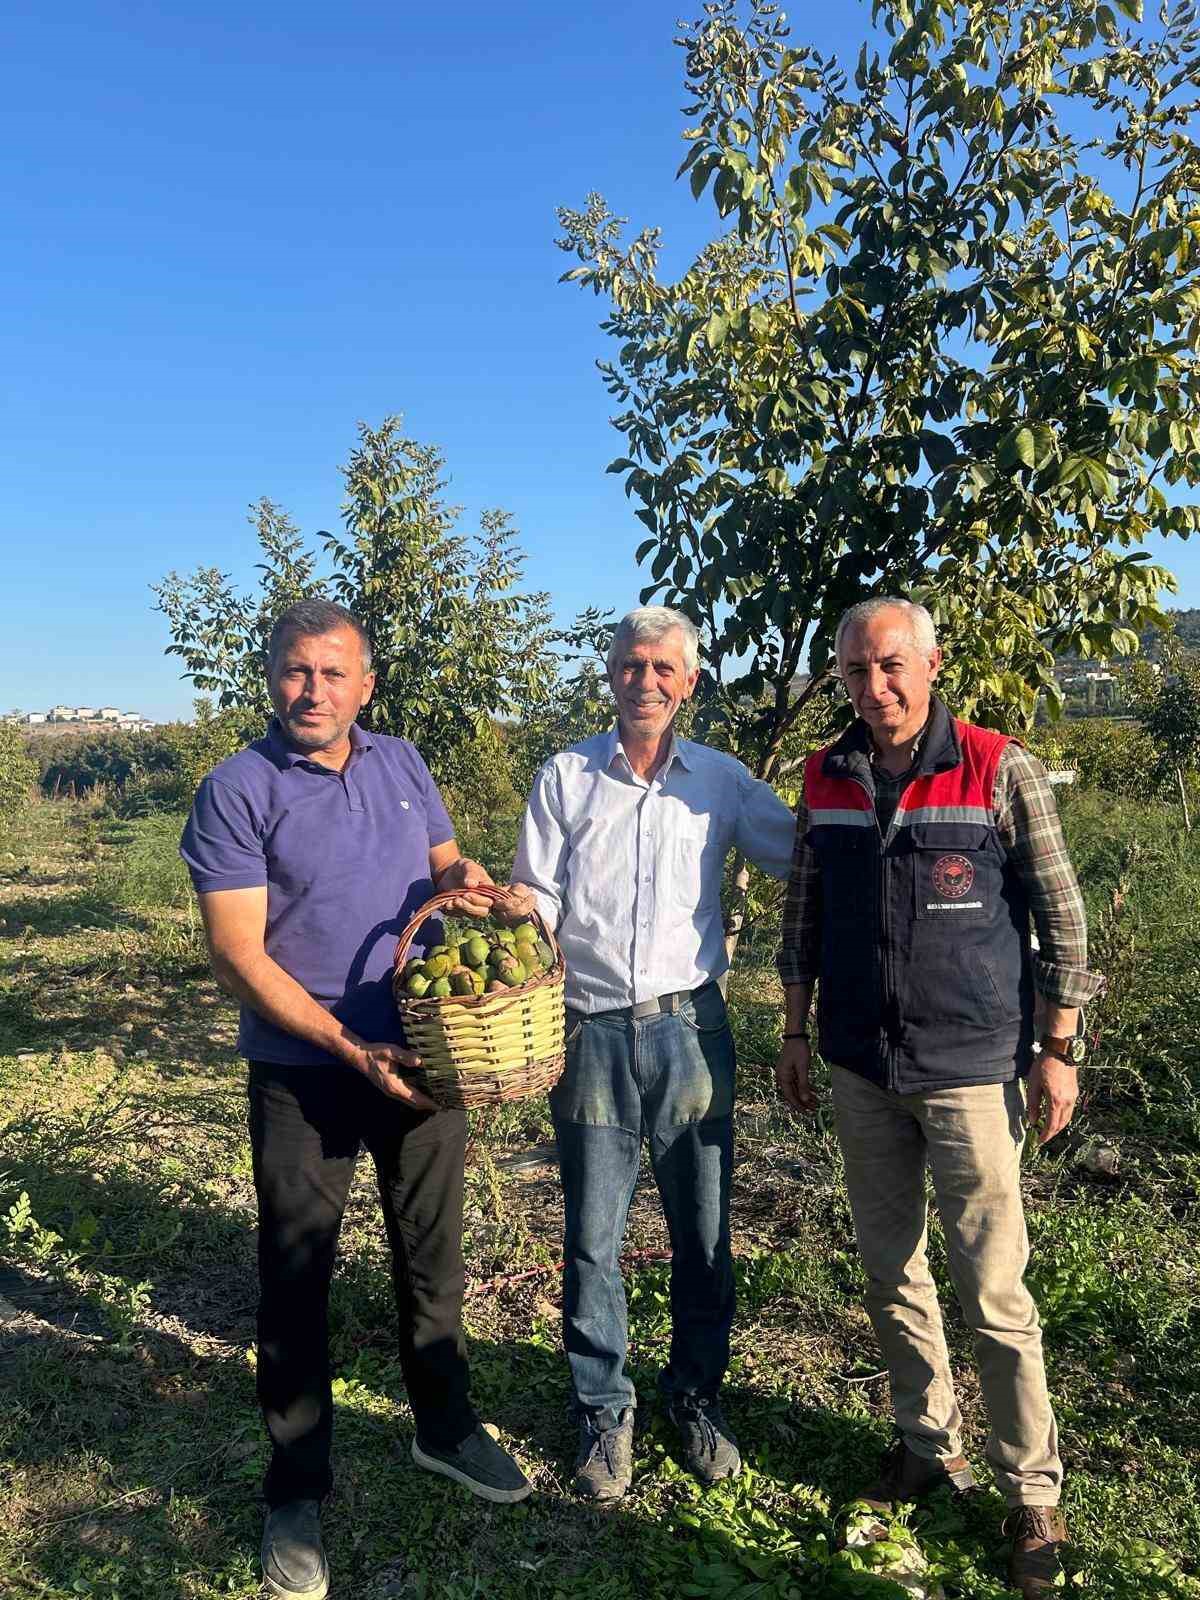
[1038,1033,1086,1065]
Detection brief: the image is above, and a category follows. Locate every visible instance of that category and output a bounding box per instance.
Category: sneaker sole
[693,1455,743,1486]
[572,1476,630,1504]
[262,1565,329,1600]
[411,1438,532,1503]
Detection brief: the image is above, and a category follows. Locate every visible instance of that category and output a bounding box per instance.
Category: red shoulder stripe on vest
[892,720,1010,815]
[804,748,872,813]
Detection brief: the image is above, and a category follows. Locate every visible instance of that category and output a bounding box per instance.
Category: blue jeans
[551,983,736,1429]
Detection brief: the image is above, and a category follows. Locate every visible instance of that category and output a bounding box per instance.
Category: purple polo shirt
[180,720,453,1067]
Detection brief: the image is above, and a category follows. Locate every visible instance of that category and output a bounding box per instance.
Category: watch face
[1068,1037,1086,1063]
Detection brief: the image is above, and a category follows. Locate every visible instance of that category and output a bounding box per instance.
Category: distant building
[26,705,152,734]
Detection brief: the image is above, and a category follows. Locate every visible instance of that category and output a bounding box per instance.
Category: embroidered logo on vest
[931,853,974,899]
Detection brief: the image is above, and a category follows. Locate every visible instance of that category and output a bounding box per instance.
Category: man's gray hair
[607,606,701,675]
[267,599,373,672]
[834,597,938,663]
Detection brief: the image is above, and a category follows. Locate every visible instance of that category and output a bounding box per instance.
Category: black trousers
[248,1060,477,1506]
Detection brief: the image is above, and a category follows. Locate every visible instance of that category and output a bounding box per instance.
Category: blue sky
[3,0,1197,721]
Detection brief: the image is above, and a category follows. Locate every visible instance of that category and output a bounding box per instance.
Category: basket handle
[392,882,561,974]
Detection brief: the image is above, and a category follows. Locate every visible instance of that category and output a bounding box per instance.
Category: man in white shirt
[512,605,795,1502]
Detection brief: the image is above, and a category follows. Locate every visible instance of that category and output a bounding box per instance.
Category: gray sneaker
[411,1425,531,1503]
[668,1394,742,1485]
[573,1407,634,1502]
[261,1499,329,1600]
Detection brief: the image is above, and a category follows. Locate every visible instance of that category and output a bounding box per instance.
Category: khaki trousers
[831,1065,1061,1507]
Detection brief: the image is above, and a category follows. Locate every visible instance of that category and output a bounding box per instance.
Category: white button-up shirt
[513,728,796,1012]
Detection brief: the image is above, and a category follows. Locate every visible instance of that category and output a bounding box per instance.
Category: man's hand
[492,881,538,925]
[351,1042,439,1111]
[775,1037,819,1117]
[1025,1052,1078,1145]
[435,857,495,918]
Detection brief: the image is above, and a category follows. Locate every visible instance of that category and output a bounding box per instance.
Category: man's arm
[731,766,798,880]
[776,982,818,1115]
[774,796,822,1115]
[995,745,1104,1143]
[197,887,438,1110]
[510,762,569,930]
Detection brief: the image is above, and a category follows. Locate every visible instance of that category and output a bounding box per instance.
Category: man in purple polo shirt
[181,599,530,1600]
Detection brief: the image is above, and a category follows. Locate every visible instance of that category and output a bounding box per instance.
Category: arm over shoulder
[732,761,798,880]
[512,758,569,930]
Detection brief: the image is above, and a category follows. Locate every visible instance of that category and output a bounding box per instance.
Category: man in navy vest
[775,597,1101,1599]
[181,600,530,1600]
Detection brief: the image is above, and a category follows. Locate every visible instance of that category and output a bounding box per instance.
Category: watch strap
[1039,1033,1083,1062]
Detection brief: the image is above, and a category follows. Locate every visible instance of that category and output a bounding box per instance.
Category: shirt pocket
[908,825,995,923]
[672,816,715,909]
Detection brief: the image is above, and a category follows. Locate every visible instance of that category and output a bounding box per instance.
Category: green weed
[1,794,1198,1599]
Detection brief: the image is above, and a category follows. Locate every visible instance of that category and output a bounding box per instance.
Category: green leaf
[706,311,730,350]
[755,394,780,432]
[690,154,717,199]
[1083,457,1114,499]
[919,430,956,473]
[999,426,1036,470]
[784,165,810,211]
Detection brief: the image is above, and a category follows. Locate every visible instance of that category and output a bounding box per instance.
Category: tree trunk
[1176,765,1192,834]
[722,851,753,977]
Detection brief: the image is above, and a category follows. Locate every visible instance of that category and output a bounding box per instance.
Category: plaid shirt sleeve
[775,792,821,986]
[994,743,1104,1006]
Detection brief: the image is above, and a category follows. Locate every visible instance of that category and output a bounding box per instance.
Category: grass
[0,792,1197,1598]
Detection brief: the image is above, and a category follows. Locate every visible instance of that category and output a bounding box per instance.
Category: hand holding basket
[391,885,566,1110]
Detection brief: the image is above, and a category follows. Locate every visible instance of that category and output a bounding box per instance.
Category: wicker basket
[391,884,566,1110]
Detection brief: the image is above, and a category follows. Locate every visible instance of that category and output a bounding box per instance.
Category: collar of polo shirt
[266,717,376,768]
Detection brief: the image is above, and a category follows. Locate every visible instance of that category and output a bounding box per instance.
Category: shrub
[155,702,252,800]
[34,702,252,816]
[35,728,178,797]
[1028,718,1164,798]
[0,723,37,820]
[94,814,195,910]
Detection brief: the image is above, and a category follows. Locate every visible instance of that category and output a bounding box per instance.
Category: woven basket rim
[392,884,563,1014]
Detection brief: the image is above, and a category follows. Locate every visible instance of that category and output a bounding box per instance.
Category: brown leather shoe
[856,1434,977,1513]
[1003,1505,1067,1597]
